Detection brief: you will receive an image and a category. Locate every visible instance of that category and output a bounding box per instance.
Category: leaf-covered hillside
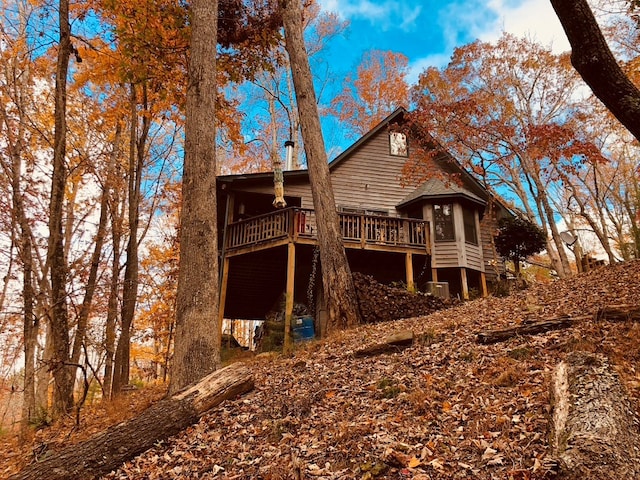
[6,260,640,479]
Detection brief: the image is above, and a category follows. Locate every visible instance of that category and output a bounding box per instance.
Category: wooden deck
[224,207,430,257]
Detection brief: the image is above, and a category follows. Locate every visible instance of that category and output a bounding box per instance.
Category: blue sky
[317,0,570,84]
[311,0,572,155]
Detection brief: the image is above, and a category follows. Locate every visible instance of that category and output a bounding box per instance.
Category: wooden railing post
[291,208,298,242]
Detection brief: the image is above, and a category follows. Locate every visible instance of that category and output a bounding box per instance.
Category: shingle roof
[397,176,487,208]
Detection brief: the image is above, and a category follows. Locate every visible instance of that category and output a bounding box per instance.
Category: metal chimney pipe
[284,140,295,170]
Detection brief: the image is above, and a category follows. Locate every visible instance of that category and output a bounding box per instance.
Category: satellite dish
[560,231,577,246]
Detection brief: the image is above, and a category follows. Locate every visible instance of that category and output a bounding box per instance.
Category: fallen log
[476,316,586,344]
[353,330,414,357]
[11,363,254,480]
[594,304,640,322]
[476,305,640,344]
[549,352,640,479]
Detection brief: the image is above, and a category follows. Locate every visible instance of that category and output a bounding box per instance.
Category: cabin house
[216,108,510,335]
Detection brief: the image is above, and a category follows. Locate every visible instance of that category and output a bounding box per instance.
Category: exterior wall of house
[230,128,411,215]
[232,178,313,208]
[479,203,506,281]
[466,242,484,270]
[329,131,410,214]
[423,203,484,272]
[226,127,491,275]
[463,209,484,271]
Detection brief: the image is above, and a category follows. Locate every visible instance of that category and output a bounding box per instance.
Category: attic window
[389,132,408,157]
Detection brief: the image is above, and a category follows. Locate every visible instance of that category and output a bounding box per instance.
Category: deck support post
[431,268,438,283]
[217,192,234,345]
[284,242,296,352]
[460,267,469,300]
[218,256,230,344]
[405,252,415,292]
[480,271,488,297]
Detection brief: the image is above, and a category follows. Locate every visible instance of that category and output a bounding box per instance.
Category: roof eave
[397,192,487,210]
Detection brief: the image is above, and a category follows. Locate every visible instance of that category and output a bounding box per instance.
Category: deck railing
[226,207,429,251]
[226,209,292,249]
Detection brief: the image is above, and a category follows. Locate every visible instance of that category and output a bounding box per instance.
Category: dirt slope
[7,260,640,479]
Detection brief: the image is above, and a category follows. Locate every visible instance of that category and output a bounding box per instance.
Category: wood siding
[233,179,313,208]
[224,127,494,274]
[465,242,483,270]
[480,204,506,281]
[229,129,412,214]
[433,241,460,267]
[424,203,485,272]
[329,132,410,213]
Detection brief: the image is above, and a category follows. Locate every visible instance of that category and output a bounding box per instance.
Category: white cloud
[399,4,423,31]
[407,54,450,84]
[317,0,422,32]
[431,0,569,56]
[483,0,570,52]
[319,0,572,83]
[410,0,571,82]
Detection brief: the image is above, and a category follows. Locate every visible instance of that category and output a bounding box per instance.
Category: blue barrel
[293,316,315,342]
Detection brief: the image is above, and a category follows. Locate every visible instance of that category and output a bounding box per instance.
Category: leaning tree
[281,0,362,334]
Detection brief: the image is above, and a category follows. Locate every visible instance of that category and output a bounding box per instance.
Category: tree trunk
[521,165,567,278]
[281,0,362,334]
[0,57,39,426]
[10,364,254,480]
[549,352,640,479]
[48,0,73,417]
[103,210,121,400]
[103,124,124,399]
[539,189,572,276]
[565,216,583,273]
[113,84,148,396]
[594,304,640,322]
[523,157,571,277]
[35,320,53,418]
[169,0,221,395]
[568,180,618,266]
[17,179,38,428]
[550,0,640,143]
[6,121,39,427]
[476,305,640,343]
[70,182,109,387]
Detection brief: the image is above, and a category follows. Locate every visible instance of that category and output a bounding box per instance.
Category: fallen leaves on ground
[5,260,640,479]
[0,384,166,479]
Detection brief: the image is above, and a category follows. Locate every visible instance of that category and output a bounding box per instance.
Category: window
[389,132,408,156]
[463,208,478,245]
[339,206,388,216]
[433,203,455,241]
[339,206,365,215]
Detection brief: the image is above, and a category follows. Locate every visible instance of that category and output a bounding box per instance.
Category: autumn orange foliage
[331,50,410,138]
